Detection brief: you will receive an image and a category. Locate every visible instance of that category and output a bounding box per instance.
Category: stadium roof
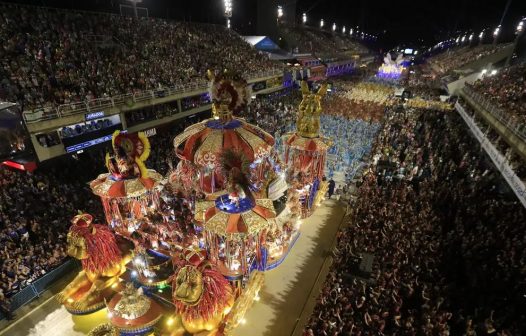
[243,36,281,52]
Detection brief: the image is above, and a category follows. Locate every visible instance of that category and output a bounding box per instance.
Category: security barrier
[0,259,80,320]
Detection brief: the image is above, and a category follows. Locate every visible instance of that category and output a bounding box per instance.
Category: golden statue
[168,248,234,335]
[56,214,132,312]
[297,81,328,138]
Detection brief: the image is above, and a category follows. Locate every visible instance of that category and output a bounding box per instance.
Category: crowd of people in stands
[467,62,526,125]
[427,44,506,75]
[279,25,368,55]
[0,3,279,113]
[305,103,526,335]
[0,159,103,306]
[241,90,300,136]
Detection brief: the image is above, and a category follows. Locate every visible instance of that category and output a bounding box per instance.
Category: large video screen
[0,103,31,160]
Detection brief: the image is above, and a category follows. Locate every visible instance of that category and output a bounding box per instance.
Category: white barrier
[455,102,526,208]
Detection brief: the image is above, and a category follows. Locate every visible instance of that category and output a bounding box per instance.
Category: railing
[462,86,526,141]
[22,69,283,124]
[0,259,80,320]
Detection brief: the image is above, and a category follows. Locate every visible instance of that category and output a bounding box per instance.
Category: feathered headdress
[105,131,151,178]
[207,69,252,119]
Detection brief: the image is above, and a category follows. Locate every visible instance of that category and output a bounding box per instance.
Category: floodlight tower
[478,30,485,45]
[224,0,232,28]
[493,25,501,45]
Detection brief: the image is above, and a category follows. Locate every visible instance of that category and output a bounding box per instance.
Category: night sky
[6,0,526,49]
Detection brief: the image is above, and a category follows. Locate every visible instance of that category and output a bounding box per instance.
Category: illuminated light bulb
[254,293,260,301]
[131,270,138,277]
[240,318,247,325]
[111,283,118,289]
[67,298,74,303]
[167,317,174,326]
[148,279,153,284]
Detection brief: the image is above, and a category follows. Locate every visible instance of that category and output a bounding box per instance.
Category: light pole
[478,30,485,45]
[223,0,232,28]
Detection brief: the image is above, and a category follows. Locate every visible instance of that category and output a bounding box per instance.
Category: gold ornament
[297,81,328,138]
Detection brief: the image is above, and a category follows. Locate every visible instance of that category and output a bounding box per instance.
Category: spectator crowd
[427,44,507,75]
[0,3,280,114]
[0,159,103,305]
[467,62,526,125]
[305,103,526,335]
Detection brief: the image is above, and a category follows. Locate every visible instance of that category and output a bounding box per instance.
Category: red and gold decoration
[90,130,163,238]
[59,71,304,336]
[106,283,164,334]
[56,213,131,314]
[169,248,234,335]
[282,81,332,217]
[172,70,275,195]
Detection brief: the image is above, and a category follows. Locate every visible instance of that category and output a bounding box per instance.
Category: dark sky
[7,0,526,49]
[296,0,526,48]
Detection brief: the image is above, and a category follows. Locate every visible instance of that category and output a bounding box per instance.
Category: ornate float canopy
[196,197,276,239]
[173,118,274,167]
[91,169,163,198]
[174,69,274,168]
[90,131,162,198]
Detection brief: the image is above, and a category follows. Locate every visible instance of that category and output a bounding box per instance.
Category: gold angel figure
[297,81,328,138]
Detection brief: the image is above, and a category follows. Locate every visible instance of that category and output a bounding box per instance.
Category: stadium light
[223,0,232,18]
[517,18,525,34]
[320,19,324,28]
[332,22,336,31]
[302,13,307,23]
[350,28,353,35]
[342,26,346,34]
[461,35,466,42]
[493,25,501,45]
[227,18,231,29]
[493,25,500,37]
[277,6,283,18]
[479,31,484,39]
[469,33,473,41]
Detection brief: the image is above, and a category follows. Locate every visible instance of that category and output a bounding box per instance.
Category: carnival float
[378,52,406,79]
[282,81,332,218]
[56,71,331,336]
